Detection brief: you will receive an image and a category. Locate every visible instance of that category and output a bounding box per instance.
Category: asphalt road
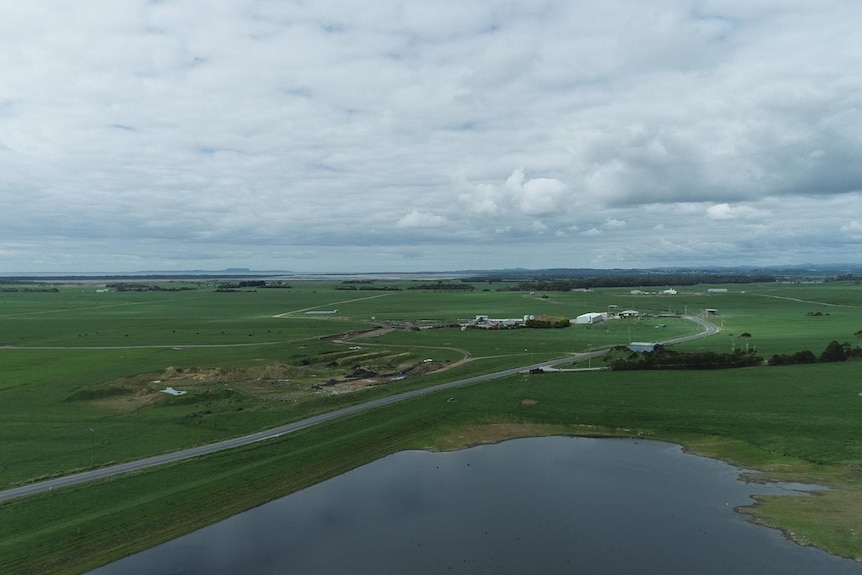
[0,315,716,503]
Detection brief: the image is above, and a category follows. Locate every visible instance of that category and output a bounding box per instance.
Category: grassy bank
[2,360,861,573]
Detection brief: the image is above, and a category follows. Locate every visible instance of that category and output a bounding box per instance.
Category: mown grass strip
[0,406,452,575]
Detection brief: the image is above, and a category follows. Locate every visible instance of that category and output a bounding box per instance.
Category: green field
[0,280,703,486]
[1,278,861,573]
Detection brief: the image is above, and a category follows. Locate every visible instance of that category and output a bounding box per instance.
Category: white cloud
[519,177,568,216]
[527,220,548,233]
[504,169,526,193]
[499,169,569,216]
[396,210,447,229]
[459,169,569,220]
[840,221,862,239]
[706,204,736,220]
[554,224,579,237]
[706,203,768,221]
[1,1,862,272]
[459,183,503,216]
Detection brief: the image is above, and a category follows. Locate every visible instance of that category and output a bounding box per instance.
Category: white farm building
[628,342,663,353]
[574,312,604,325]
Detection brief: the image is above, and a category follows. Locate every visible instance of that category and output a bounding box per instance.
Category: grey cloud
[2,1,862,272]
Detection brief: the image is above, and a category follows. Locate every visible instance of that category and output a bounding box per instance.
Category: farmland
[0,279,703,486]
[1,277,861,573]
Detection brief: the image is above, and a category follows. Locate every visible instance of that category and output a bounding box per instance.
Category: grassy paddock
[2,361,862,572]
[1,279,861,571]
[0,281,696,485]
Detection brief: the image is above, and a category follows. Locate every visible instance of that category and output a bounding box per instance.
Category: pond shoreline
[86,435,862,575]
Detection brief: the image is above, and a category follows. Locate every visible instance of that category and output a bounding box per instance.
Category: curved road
[0,315,717,503]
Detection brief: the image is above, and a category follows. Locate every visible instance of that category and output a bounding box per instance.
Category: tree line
[607,336,862,370]
[336,285,401,291]
[109,283,195,292]
[767,339,862,365]
[525,316,571,329]
[607,348,763,370]
[407,282,475,291]
[506,273,775,292]
[215,280,293,291]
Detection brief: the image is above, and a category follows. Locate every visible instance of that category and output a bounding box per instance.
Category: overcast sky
[2,1,861,273]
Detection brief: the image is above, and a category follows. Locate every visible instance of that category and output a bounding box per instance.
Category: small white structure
[160,386,187,396]
[708,288,728,294]
[628,342,662,353]
[618,310,640,318]
[661,288,678,295]
[469,314,528,329]
[630,290,644,295]
[575,312,604,325]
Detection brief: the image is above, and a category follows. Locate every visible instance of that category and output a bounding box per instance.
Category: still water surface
[89,437,862,574]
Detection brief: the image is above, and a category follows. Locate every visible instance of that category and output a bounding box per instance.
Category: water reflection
[89,437,861,574]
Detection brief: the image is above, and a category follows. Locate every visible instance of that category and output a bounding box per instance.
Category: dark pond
[88,437,862,574]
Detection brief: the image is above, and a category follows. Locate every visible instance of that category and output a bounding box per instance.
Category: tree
[791,350,817,364]
[820,340,849,362]
[855,330,862,349]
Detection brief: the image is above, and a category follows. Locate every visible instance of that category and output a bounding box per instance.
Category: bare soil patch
[90,354,454,412]
[90,386,155,413]
[343,328,396,339]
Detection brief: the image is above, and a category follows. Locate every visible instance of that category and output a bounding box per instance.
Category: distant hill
[455,263,862,280]
[1,263,860,281]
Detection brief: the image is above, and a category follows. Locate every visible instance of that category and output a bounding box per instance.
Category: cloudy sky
[2,1,861,273]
